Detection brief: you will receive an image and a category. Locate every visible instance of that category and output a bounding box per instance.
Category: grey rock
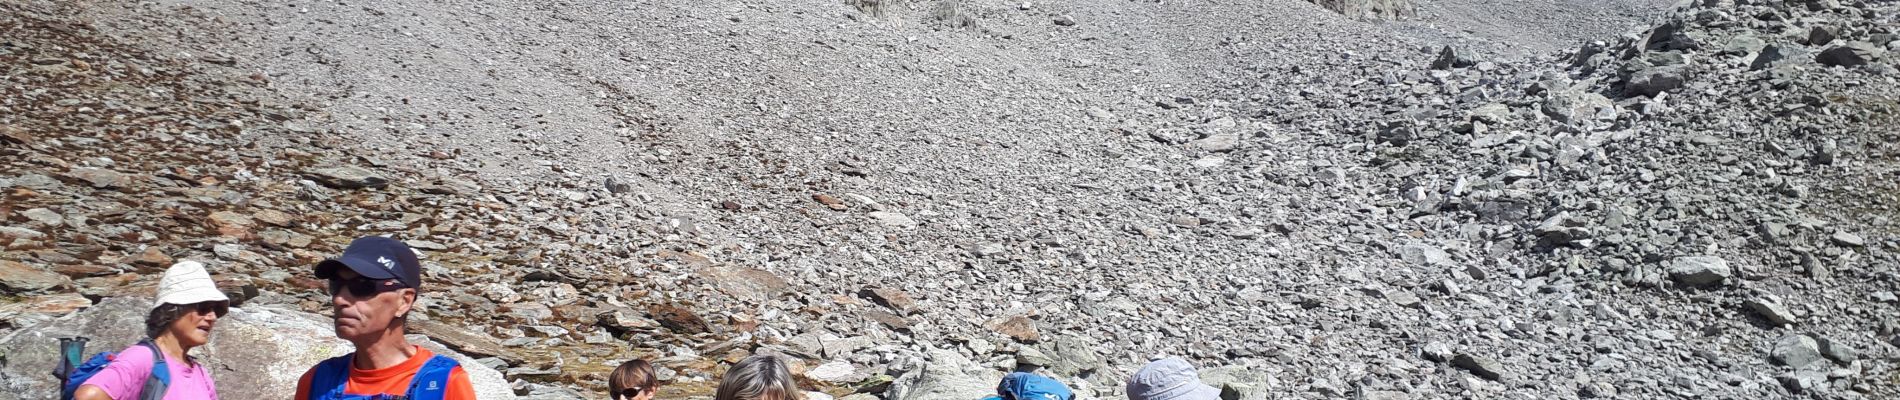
[1667,256,1732,287]
[1816,43,1883,67]
[1749,45,1798,70]
[1542,87,1616,124]
[1450,353,1506,381]
[1744,297,1797,326]
[1037,335,1102,376]
[20,208,63,227]
[869,211,920,229]
[1830,231,1865,247]
[887,348,1002,400]
[1431,46,1476,70]
[1816,337,1857,363]
[1421,341,1454,362]
[1052,15,1077,26]
[1396,243,1452,266]
[304,165,389,189]
[1626,66,1686,97]
[1771,334,1824,368]
[1808,26,1839,47]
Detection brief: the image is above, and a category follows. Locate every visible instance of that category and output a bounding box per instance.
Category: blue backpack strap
[307,355,356,400]
[402,355,460,400]
[136,341,170,400]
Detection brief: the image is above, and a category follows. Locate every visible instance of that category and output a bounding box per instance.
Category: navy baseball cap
[315,236,422,289]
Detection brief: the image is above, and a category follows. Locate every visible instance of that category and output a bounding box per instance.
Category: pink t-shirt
[78,344,219,400]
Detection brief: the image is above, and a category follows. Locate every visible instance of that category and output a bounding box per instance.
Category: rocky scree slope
[7,0,1899,399]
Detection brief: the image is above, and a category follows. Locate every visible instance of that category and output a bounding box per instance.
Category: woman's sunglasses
[328,277,408,297]
[188,301,229,317]
[615,387,645,400]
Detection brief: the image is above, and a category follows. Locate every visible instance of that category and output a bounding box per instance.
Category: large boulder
[886,348,1002,400]
[0,297,515,400]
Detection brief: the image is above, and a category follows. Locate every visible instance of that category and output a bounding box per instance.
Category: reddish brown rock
[859,287,919,315]
[988,315,1041,343]
[133,247,174,268]
[209,211,256,240]
[252,209,294,227]
[0,260,72,294]
[859,309,912,331]
[648,303,711,335]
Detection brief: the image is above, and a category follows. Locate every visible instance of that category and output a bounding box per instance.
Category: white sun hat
[153,260,230,308]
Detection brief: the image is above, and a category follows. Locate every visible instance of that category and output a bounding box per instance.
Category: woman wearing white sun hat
[73,260,231,400]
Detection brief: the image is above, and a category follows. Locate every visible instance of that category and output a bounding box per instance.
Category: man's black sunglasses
[328,276,407,297]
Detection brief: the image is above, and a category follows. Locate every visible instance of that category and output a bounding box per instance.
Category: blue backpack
[54,337,171,400]
[307,353,459,400]
[982,372,1074,400]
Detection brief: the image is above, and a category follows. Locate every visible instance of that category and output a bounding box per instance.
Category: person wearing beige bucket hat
[73,260,230,400]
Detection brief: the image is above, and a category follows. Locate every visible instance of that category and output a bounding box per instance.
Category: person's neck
[349,329,416,370]
[150,334,190,366]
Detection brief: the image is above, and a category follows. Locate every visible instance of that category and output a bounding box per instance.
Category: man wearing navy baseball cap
[293,236,477,400]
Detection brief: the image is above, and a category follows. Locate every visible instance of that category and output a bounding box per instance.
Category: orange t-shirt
[293,346,477,400]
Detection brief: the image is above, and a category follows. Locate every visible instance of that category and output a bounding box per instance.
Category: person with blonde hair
[609,359,659,400]
[714,354,802,400]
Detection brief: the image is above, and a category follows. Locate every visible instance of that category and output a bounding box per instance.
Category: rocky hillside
[4,0,1897,399]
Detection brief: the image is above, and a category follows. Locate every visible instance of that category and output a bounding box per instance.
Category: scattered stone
[1808,26,1839,46]
[701,266,790,303]
[1052,15,1076,26]
[1396,243,1452,266]
[303,165,389,189]
[0,260,72,294]
[988,315,1040,342]
[1816,337,1857,363]
[1450,353,1506,381]
[1744,297,1797,326]
[65,167,132,189]
[1815,42,1883,67]
[868,211,919,229]
[647,303,711,335]
[1667,256,1732,288]
[1431,46,1477,70]
[1771,334,1823,368]
[860,287,919,315]
[859,309,912,331]
[1421,341,1454,362]
[1830,231,1865,247]
[21,208,63,227]
[1626,66,1686,97]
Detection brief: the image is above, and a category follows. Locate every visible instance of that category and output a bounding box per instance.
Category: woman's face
[166,301,227,348]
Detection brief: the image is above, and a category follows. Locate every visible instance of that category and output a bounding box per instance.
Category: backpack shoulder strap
[136,341,170,400]
[307,355,355,400]
[402,355,461,400]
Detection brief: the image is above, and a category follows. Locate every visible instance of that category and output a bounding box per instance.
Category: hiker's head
[1125,357,1220,400]
[314,236,422,343]
[610,359,659,400]
[714,354,802,400]
[147,261,230,347]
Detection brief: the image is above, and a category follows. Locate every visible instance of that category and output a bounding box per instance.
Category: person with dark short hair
[294,236,476,400]
[609,359,659,400]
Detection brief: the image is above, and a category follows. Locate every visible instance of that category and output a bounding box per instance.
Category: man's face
[329,268,415,341]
